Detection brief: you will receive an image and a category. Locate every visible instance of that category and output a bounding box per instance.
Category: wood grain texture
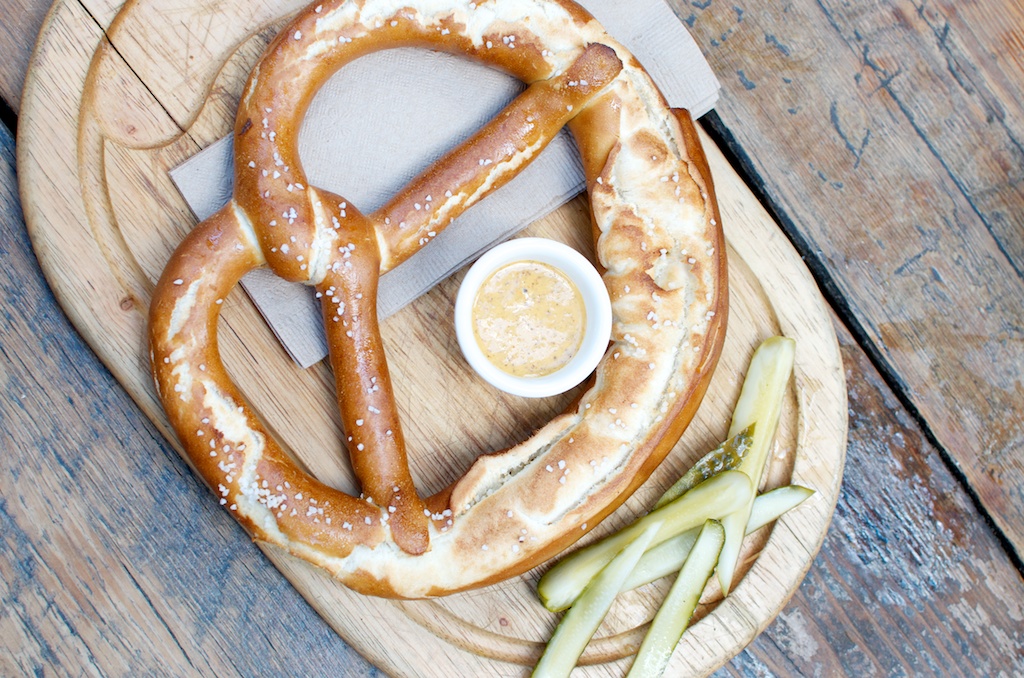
[2,0,1022,676]
[16,0,845,674]
[0,122,380,677]
[672,0,1024,556]
[5,100,1022,674]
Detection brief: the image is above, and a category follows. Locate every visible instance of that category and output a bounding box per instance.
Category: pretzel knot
[149,0,727,598]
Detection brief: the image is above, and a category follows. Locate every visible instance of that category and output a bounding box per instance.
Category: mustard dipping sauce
[471,261,587,378]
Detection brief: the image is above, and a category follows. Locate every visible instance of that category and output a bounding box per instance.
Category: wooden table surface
[2,0,1021,676]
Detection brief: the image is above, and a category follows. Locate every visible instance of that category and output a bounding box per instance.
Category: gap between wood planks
[699,110,1024,580]
[0,96,15,135]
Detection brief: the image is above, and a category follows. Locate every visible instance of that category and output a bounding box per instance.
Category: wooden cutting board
[17,0,847,675]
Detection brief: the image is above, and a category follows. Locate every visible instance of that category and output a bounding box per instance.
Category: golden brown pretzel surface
[149,0,726,598]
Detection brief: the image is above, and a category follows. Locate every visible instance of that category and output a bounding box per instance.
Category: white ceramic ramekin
[454,237,612,398]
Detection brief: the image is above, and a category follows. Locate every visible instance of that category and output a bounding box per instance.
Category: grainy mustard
[471,261,586,378]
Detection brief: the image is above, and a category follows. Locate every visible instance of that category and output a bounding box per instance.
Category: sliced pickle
[622,484,814,592]
[717,336,796,594]
[654,424,755,509]
[532,523,662,678]
[626,520,725,678]
[537,470,752,613]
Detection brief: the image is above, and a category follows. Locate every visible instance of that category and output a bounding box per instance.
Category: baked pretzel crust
[149,0,726,598]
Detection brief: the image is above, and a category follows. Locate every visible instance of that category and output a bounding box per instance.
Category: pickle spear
[532,523,662,678]
[626,520,725,678]
[537,470,752,613]
[654,425,754,509]
[717,336,796,594]
[622,484,814,592]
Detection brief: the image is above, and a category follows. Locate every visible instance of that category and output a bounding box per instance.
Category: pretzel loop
[150,0,727,598]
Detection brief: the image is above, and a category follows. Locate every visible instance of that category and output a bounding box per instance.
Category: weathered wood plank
[7,95,1023,673]
[675,0,1024,556]
[0,122,379,676]
[5,0,1023,675]
[0,0,49,111]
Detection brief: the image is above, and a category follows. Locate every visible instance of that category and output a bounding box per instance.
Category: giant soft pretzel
[149,0,727,598]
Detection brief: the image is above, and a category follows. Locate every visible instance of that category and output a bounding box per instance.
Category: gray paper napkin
[170,0,719,367]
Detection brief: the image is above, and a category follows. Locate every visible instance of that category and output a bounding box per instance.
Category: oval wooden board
[17,0,847,675]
